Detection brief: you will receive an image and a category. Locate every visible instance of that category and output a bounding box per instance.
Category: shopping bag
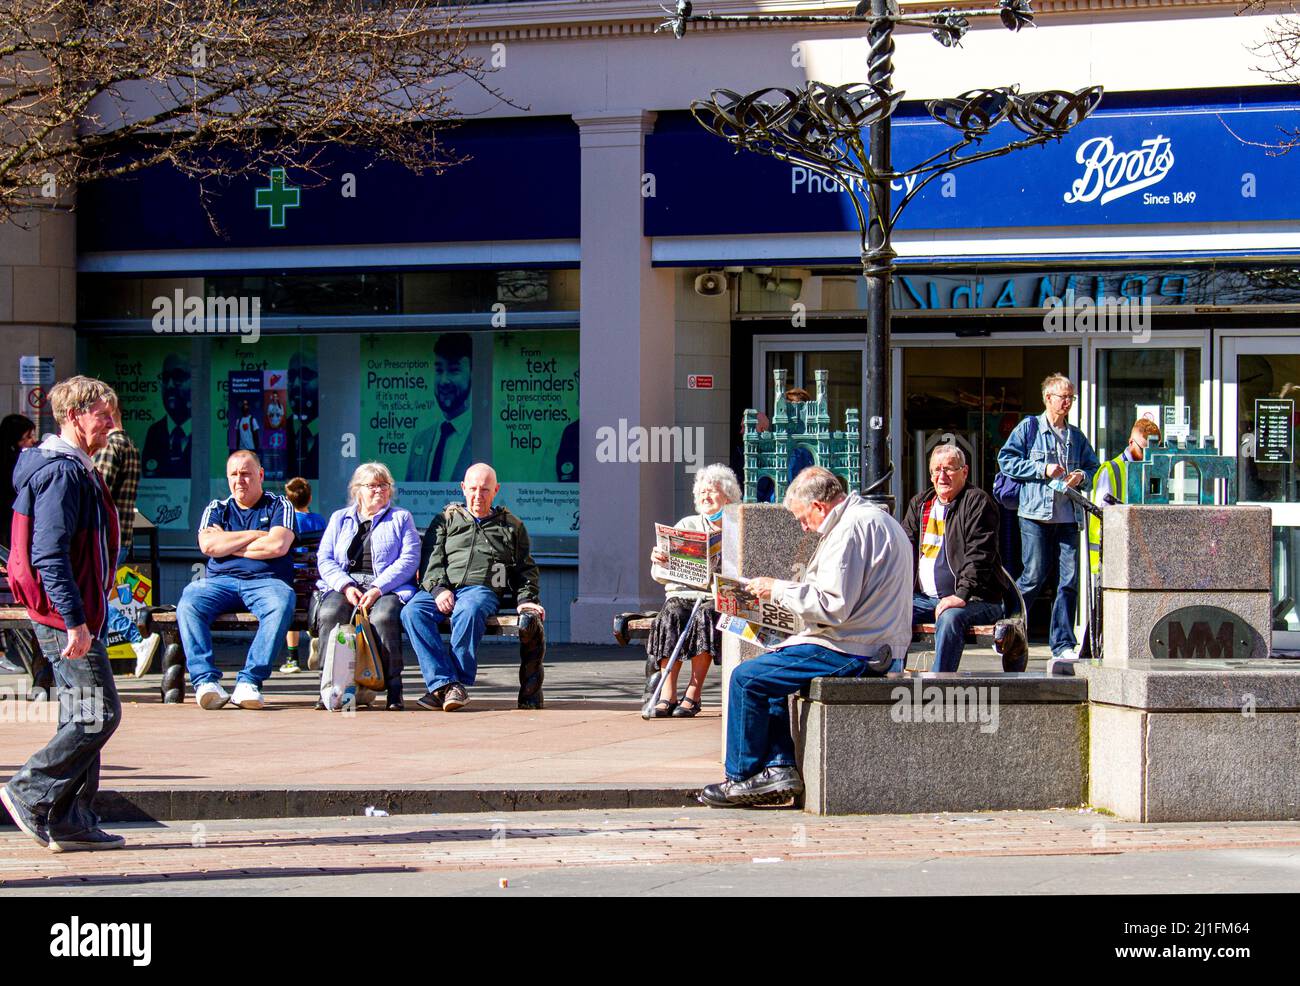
[353,606,386,692]
[319,620,358,712]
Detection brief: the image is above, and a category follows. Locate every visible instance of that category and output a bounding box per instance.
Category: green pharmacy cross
[255,168,301,228]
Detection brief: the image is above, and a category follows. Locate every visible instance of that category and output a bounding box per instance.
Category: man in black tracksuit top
[902,444,1011,672]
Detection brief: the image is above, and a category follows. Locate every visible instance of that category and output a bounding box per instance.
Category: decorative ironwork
[660,0,1103,507]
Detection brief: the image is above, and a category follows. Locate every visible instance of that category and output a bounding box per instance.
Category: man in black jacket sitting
[903,444,1010,672]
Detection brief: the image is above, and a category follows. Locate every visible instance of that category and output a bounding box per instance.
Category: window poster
[209,338,318,503]
[86,343,192,529]
[359,332,468,525]
[492,331,580,536]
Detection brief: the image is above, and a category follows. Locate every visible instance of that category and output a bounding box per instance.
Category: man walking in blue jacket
[997,373,1100,661]
[2,376,125,852]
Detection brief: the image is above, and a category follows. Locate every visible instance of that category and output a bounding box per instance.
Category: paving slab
[0,638,1057,820]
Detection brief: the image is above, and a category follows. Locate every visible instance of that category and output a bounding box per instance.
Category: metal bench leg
[517,614,545,710]
[160,634,186,704]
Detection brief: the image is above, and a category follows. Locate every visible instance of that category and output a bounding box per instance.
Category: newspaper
[652,523,722,588]
[712,573,804,635]
[715,613,787,651]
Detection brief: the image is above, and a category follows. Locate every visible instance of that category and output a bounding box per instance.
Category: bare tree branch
[0,0,519,225]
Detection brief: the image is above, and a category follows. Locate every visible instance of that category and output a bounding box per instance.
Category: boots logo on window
[1063,135,1175,207]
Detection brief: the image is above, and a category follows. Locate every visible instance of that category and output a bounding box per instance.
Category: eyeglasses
[361,483,391,492]
[1047,393,1075,404]
[931,465,966,475]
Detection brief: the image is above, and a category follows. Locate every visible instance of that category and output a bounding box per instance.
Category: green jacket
[420,503,541,605]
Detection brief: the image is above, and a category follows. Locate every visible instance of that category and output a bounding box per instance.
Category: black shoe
[49,828,126,853]
[672,697,702,718]
[442,683,469,712]
[386,699,405,711]
[416,689,444,711]
[652,699,678,718]
[698,767,804,808]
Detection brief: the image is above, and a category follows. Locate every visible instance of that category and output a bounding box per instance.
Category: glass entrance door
[1222,335,1300,652]
[900,344,1071,506]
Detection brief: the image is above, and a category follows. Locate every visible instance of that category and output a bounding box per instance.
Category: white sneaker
[231,682,265,710]
[196,682,230,710]
[1055,647,1081,661]
[132,634,161,677]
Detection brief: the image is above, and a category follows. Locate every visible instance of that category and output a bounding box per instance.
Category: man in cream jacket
[699,466,913,808]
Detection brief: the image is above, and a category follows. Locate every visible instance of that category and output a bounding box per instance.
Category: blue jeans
[177,575,296,687]
[1016,517,1080,656]
[5,623,121,839]
[400,586,500,692]
[912,595,1005,673]
[107,546,141,644]
[725,643,880,781]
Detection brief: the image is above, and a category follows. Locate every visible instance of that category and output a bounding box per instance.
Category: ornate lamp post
[660,0,1101,509]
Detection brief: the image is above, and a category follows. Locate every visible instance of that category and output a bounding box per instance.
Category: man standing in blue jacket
[2,376,125,852]
[997,373,1100,661]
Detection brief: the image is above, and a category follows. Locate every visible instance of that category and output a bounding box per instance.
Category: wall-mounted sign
[1148,605,1266,661]
[19,356,55,387]
[1255,398,1294,465]
[647,97,1300,237]
[890,266,1300,314]
[687,375,714,390]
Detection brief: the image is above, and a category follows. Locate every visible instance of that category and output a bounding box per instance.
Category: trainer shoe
[306,637,322,671]
[231,682,265,710]
[698,766,804,808]
[442,683,469,712]
[416,689,444,711]
[195,682,230,710]
[131,633,161,677]
[1,785,50,848]
[49,829,126,853]
[279,658,301,674]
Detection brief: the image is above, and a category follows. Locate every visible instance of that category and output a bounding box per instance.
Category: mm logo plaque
[1148,606,1264,660]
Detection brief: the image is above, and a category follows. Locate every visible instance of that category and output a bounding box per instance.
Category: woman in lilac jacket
[315,462,421,709]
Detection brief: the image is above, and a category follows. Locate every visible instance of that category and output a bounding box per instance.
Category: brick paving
[2,808,1299,889]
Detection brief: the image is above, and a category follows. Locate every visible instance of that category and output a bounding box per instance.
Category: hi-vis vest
[1088,456,1127,575]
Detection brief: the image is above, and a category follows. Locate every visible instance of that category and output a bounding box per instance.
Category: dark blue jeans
[1016,517,1080,656]
[5,623,121,839]
[400,586,500,692]
[912,595,1005,672]
[725,643,880,781]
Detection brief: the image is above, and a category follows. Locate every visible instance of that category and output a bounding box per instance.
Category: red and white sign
[687,375,714,390]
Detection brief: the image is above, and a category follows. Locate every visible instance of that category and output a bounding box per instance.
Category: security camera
[694,271,727,297]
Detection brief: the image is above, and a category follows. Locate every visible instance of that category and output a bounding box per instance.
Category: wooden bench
[3,532,546,707]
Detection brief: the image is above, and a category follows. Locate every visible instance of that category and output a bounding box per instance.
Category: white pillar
[569,110,677,643]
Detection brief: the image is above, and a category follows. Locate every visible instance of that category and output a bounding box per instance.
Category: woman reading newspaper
[644,464,740,718]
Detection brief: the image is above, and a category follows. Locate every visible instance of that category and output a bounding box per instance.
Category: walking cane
[641,598,704,720]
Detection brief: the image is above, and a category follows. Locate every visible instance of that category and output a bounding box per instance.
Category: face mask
[707,508,725,523]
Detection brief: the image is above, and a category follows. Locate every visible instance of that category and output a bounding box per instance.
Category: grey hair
[693,463,741,511]
[348,461,395,504]
[784,466,846,507]
[1041,372,1073,401]
[929,444,967,469]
